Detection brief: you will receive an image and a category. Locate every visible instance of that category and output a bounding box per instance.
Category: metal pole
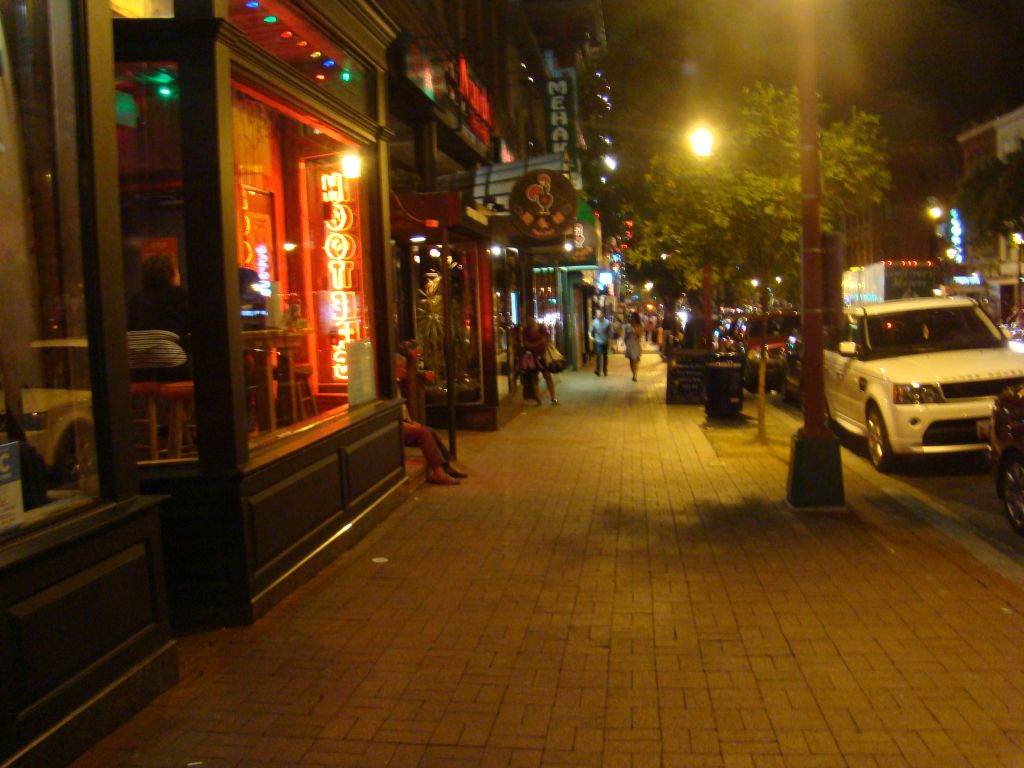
[796,1,829,440]
[787,0,844,508]
[441,227,457,458]
[702,264,713,348]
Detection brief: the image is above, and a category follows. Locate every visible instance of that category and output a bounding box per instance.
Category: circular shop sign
[508,169,578,241]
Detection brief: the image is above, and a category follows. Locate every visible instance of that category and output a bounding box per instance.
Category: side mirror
[838,340,858,357]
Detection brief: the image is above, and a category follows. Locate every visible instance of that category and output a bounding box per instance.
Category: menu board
[666,349,707,405]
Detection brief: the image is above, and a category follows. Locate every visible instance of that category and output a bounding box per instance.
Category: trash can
[705,352,744,418]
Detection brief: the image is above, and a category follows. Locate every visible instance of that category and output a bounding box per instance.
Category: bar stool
[293,363,317,420]
[158,381,195,458]
[130,381,162,460]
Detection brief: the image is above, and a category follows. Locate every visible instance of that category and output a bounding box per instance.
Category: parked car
[732,310,800,393]
[780,328,804,406]
[988,385,1024,535]
[823,296,1024,472]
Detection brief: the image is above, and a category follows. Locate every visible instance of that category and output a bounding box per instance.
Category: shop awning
[435,152,581,209]
[390,190,491,239]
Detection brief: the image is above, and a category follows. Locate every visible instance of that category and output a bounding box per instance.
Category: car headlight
[892,383,942,404]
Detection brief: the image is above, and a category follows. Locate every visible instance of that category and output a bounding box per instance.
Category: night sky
[603,0,1024,151]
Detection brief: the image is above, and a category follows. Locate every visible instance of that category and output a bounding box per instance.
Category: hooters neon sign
[321,171,361,380]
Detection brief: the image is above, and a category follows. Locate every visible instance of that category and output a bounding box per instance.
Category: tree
[634,83,890,303]
[956,149,1024,242]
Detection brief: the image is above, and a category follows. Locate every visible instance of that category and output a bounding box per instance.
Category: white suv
[823,297,1024,471]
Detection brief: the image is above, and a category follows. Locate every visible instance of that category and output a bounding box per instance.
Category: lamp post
[786,0,845,509]
[687,126,716,346]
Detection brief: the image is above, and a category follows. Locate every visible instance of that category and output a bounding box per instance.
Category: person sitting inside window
[127,253,190,381]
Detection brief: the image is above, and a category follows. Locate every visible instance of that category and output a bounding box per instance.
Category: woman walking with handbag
[521,316,559,405]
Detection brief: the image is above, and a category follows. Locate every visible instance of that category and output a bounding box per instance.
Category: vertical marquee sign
[317,168,363,385]
[545,68,578,166]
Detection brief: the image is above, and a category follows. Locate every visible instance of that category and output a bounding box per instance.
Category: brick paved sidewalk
[74,354,1024,768]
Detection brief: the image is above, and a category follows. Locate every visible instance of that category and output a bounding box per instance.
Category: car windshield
[864,306,1003,357]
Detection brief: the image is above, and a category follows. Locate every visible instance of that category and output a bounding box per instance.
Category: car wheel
[999,456,1024,535]
[866,405,898,472]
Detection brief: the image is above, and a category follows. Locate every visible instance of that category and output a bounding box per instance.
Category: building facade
[958,105,1024,318]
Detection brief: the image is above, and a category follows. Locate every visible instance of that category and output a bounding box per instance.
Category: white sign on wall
[0,441,24,533]
[346,340,377,408]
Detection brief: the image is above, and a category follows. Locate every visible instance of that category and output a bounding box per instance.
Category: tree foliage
[955,150,1024,242]
[632,83,890,304]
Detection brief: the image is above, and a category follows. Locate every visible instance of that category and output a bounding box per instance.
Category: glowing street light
[603,155,618,171]
[688,126,714,157]
[927,204,944,221]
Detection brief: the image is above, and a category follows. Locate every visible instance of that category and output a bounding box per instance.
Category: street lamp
[687,126,714,158]
[786,0,844,509]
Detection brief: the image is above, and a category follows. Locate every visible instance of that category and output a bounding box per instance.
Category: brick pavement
[73,352,1024,768]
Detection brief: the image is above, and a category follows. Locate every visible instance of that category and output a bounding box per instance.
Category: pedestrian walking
[624,311,643,381]
[645,313,658,344]
[520,316,559,405]
[610,313,624,353]
[589,307,612,376]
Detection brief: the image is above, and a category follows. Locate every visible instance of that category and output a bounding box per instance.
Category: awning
[390,191,491,239]
[435,152,581,209]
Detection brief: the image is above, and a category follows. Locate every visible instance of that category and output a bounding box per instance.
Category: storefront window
[110,0,173,17]
[491,246,515,393]
[114,61,196,464]
[232,86,376,445]
[1,1,97,536]
[411,243,483,406]
[227,0,372,116]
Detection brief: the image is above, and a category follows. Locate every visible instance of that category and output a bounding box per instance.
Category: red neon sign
[457,56,492,147]
[320,171,361,380]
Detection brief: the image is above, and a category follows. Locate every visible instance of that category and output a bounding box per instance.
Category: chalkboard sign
[666,349,707,404]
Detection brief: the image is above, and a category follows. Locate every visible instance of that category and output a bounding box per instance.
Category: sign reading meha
[508,169,578,240]
[545,70,577,163]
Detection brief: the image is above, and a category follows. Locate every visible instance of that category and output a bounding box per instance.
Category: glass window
[110,0,173,17]
[227,0,372,116]
[115,61,195,464]
[409,243,483,406]
[1,0,97,537]
[232,85,376,446]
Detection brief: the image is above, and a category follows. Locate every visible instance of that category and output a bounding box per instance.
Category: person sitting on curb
[396,352,468,485]
[401,411,468,485]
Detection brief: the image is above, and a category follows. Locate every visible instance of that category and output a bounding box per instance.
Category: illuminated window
[232,87,375,442]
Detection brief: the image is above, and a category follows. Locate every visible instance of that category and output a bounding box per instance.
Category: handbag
[544,341,566,373]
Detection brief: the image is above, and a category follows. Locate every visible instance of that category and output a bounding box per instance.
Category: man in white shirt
[589,308,613,376]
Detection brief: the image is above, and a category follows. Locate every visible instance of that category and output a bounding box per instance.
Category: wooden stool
[130,381,162,460]
[159,381,195,458]
[293,363,317,420]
